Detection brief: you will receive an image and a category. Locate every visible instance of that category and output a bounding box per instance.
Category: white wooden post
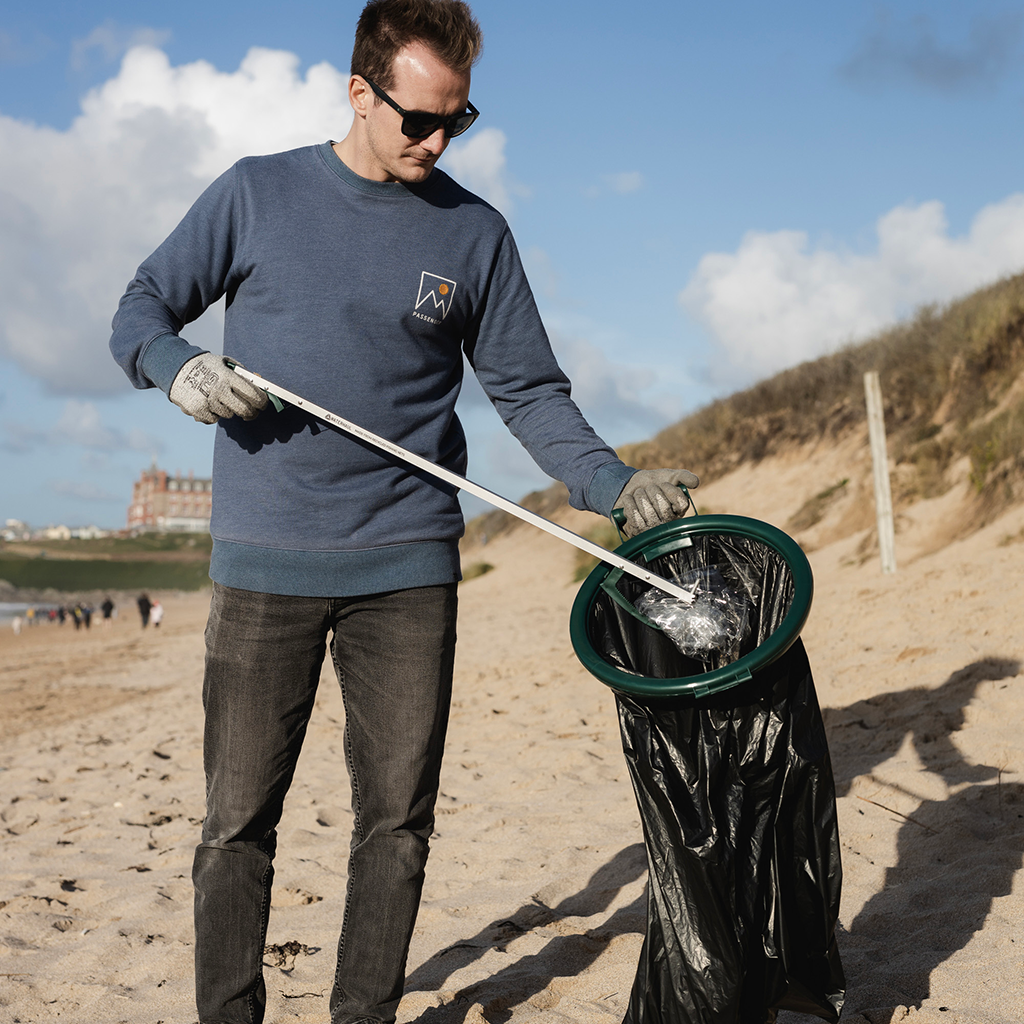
[864,371,897,574]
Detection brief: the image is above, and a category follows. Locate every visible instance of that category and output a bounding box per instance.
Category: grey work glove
[168,353,268,424]
[614,468,700,538]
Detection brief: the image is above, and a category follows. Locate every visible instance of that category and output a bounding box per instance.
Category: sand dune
[2,450,1023,1023]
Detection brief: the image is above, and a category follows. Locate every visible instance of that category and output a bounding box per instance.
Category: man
[110,2,697,1021]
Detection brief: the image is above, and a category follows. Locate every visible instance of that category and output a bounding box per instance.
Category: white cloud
[4,399,163,455]
[522,245,560,302]
[549,333,667,436]
[606,171,644,194]
[0,44,352,395]
[584,170,645,199]
[49,479,121,503]
[440,126,521,215]
[70,21,172,71]
[681,194,1024,380]
[53,399,158,451]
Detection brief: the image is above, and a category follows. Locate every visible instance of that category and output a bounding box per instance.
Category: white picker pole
[228,364,696,604]
[864,371,897,574]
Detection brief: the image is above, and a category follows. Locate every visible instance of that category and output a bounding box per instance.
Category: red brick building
[127,464,212,532]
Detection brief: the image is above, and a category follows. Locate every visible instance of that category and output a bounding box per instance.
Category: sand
[2,444,1023,1024]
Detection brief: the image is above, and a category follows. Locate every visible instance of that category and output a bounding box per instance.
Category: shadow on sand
[823,657,1024,1016]
[404,843,647,1023]
[405,658,1022,1023]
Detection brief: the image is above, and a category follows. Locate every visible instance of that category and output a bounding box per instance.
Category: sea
[0,601,60,626]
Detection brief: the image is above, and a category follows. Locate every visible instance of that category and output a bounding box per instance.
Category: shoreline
[0,583,210,615]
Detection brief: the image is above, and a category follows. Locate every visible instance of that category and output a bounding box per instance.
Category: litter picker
[227,363,695,605]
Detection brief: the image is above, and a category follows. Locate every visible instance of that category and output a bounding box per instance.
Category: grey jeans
[192,581,458,1024]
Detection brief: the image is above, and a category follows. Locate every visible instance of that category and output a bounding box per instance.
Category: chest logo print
[414,272,457,322]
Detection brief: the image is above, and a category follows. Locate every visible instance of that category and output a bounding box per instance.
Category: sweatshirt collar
[318,141,439,198]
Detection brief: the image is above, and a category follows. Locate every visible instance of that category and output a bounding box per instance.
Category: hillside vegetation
[467,270,1024,549]
[0,556,211,593]
[2,532,212,561]
[0,533,213,594]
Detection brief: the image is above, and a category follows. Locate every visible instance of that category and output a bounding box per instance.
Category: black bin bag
[570,518,845,1024]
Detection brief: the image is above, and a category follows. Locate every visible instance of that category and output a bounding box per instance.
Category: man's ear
[348,75,372,119]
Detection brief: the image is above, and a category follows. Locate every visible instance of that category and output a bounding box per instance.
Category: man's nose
[419,127,448,156]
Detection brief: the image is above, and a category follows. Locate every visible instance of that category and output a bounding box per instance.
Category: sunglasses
[364,77,479,139]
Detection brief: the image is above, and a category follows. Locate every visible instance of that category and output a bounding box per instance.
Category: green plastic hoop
[569,514,813,699]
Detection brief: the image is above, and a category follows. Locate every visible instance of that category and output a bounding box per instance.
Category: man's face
[360,41,472,184]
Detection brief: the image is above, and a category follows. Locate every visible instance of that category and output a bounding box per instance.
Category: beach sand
[2,445,1023,1024]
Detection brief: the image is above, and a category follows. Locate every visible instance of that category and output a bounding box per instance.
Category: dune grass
[621,273,1024,513]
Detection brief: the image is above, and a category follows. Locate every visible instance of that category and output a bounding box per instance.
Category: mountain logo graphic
[415,272,457,320]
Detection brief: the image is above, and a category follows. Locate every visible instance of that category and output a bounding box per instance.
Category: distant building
[128,464,212,532]
[3,519,30,542]
[3,521,110,542]
[72,525,110,540]
[39,524,72,541]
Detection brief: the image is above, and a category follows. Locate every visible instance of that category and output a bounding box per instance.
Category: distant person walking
[11,615,22,636]
[150,601,163,628]
[137,593,152,628]
[101,596,115,626]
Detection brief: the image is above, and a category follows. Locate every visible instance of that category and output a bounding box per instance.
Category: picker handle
[226,363,695,605]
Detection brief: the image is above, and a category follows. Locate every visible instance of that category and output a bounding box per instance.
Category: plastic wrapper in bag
[634,564,753,663]
[591,532,784,682]
[585,531,845,1023]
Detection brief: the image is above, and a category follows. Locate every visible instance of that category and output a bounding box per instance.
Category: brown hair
[351,0,483,90]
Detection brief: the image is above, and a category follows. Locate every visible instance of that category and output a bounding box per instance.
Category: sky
[2,0,1024,529]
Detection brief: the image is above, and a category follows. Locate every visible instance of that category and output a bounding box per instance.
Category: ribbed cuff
[587,461,637,518]
[140,333,207,394]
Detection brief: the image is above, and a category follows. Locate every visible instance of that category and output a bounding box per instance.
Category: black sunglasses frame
[363,77,479,139]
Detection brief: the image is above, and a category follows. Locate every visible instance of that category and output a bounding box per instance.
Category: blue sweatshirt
[111,142,633,596]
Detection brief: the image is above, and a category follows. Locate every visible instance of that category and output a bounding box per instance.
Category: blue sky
[2,1,1024,528]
